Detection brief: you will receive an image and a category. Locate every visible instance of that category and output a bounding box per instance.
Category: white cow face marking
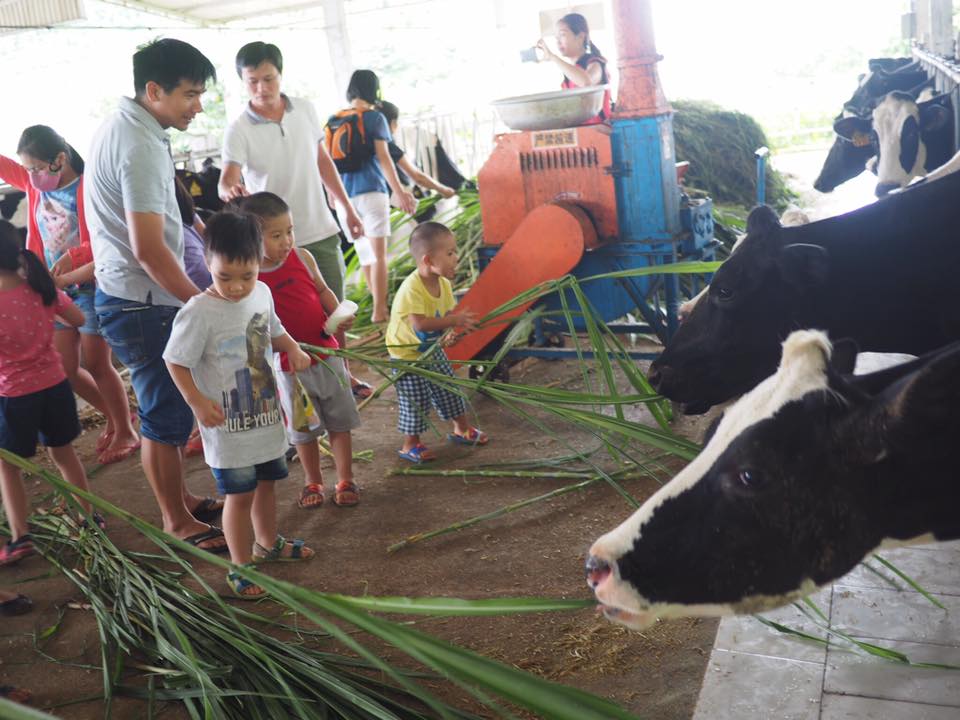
[871,92,926,193]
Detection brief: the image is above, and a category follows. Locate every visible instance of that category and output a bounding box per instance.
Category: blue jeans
[211,457,288,495]
[55,284,99,334]
[95,289,193,446]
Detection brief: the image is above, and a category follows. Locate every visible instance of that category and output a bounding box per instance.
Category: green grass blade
[872,554,947,610]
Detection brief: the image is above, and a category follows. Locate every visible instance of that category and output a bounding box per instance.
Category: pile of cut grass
[673,99,795,211]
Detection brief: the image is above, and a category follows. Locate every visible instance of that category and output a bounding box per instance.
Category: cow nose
[875,182,899,197]
[585,554,612,590]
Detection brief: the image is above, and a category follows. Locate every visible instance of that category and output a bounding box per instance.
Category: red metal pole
[611,0,671,119]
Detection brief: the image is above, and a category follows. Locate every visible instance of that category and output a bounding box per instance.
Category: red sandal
[333,480,360,507]
[0,535,35,566]
[297,483,325,509]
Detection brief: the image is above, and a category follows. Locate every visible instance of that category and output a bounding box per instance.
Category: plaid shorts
[394,355,466,435]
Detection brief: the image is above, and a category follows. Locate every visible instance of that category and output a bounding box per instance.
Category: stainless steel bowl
[492,86,608,131]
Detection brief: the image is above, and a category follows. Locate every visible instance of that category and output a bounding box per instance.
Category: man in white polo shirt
[219,42,373,396]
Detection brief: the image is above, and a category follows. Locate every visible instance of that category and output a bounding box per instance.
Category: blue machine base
[474,238,717,364]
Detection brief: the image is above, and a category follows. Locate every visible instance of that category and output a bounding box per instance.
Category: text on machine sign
[532,129,578,149]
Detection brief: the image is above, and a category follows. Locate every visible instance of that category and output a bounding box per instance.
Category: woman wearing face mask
[535,12,612,125]
[0,125,139,464]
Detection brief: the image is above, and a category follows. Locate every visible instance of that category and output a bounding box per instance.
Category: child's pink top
[0,284,72,397]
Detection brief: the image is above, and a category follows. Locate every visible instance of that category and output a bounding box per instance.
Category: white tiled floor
[692,540,960,719]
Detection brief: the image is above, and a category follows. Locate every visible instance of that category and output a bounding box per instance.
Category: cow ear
[746,205,780,235]
[834,115,872,141]
[779,243,829,289]
[919,103,951,132]
[830,338,859,375]
[840,343,960,461]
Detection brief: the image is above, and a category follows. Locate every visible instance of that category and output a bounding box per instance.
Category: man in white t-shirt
[219,41,371,397]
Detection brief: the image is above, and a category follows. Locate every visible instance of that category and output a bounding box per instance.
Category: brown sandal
[333,480,359,507]
[297,483,324,509]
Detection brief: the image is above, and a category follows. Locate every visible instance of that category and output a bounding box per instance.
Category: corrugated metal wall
[0,0,86,36]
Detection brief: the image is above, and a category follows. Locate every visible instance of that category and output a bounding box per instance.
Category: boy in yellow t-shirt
[386,222,489,463]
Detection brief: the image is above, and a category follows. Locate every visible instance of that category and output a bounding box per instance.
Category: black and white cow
[648,168,960,414]
[814,70,932,193]
[0,188,28,246]
[834,89,953,196]
[676,206,809,324]
[589,330,960,629]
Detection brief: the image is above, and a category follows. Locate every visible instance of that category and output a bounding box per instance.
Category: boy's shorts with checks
[275,356,361,445]
[393,353,466,435]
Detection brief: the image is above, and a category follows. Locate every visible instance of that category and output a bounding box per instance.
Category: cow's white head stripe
[591,330,834,563]
[872,93,926,186]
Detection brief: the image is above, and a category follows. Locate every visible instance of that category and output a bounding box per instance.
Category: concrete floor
[693,540,960,719]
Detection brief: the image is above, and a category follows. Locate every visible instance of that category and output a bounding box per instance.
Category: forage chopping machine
[445,0,717,377]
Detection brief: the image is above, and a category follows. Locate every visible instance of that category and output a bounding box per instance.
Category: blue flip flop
[397,444,436,463]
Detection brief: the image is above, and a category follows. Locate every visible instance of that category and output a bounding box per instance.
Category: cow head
[853,91,951,196]
[813,112,875,192]
[649,206,829,414]
[589,331,960,630]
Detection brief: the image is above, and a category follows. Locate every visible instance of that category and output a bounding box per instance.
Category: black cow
[866,57,916,73]
[407,138,471,223]
[176,158,223,219]
[835,90,954,196]
[648,169,960,414]
[589,330,960,629]
[814,69,931,192]
[432,139,469,191]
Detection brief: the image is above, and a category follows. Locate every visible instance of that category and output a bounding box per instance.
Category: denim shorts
[95,289,193,446]
[211,456,288,495]
[0,379,81,458]
[55,284,100,335]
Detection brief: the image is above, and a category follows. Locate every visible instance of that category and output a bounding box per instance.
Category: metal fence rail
[913,46,960,155]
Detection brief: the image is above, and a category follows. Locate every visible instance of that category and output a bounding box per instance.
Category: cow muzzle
[585,554,611,590]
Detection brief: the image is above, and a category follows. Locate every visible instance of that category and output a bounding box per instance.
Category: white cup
[324,299,359,335]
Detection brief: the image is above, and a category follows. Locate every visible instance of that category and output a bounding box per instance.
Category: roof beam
[97,0,211,26]
[216,1,325,24]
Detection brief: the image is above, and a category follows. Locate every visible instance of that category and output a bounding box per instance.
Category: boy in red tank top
[243,192,362,509]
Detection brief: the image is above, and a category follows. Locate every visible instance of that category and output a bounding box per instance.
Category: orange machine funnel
[445,202,594,363]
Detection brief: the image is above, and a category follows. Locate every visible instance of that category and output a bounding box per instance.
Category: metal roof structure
[98,0,330,26]
[0,0,85,35]
[0,0,349,31]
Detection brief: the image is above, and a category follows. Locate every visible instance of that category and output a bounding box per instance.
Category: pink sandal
[0,536,35,566]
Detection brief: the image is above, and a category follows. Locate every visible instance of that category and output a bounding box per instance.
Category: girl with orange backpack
[327,70,416,324]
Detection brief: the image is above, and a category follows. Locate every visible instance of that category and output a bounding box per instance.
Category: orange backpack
[324,109,373,172]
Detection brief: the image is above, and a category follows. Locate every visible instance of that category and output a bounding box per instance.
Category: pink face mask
[28,164,62,192]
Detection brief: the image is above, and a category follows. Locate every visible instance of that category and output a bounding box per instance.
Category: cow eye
[715,286,734,301]
[738,469,762,487]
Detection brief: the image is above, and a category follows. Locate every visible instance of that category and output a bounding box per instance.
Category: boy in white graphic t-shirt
[164,211,314,598]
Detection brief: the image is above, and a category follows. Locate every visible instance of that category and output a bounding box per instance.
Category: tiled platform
[692,540,960,719]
